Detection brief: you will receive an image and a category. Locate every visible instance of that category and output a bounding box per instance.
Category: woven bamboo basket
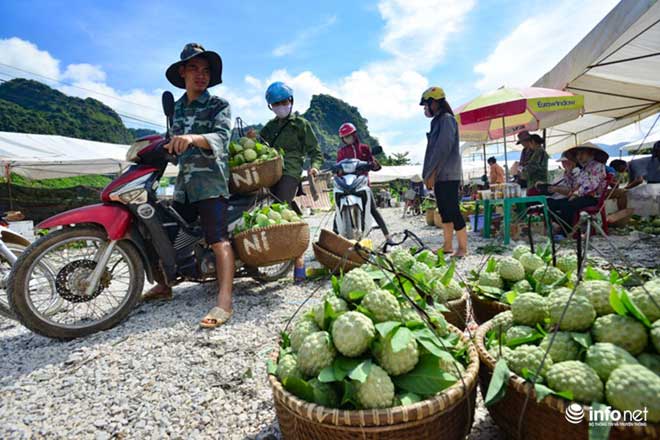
[433,211,443,228]
[425,209,436,226]
[269,324,479,440]
[233,222,309,267]
[317,229,363,263]
[442,292,468,330]
[470,291,510,324]
[312,243,362,274]
[475,320,660,439]
[229,156,283,194]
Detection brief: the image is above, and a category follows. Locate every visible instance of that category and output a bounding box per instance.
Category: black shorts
[172,197,229,245]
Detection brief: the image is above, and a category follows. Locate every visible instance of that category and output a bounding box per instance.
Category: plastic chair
[572,174,617,236]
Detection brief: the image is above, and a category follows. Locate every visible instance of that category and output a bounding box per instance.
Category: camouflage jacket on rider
[172,90,232,203]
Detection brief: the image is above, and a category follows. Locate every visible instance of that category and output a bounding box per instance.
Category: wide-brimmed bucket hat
[566,142,609,164]
[166,43,222,89]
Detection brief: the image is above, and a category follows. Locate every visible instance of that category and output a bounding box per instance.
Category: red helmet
[338,122,357,137]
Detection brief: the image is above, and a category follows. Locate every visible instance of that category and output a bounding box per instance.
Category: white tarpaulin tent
[619,128,660,153]
[0,131,180,179]
[534,0,660,154]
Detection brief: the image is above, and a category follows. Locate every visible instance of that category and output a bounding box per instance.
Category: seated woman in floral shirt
[547,143,608,235]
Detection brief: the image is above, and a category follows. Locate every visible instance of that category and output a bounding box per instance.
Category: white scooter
[332,158,376,240]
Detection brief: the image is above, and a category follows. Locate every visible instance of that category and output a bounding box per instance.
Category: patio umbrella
[456,87,584,180]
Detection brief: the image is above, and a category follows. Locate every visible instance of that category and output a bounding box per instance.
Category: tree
[381,152,412,166]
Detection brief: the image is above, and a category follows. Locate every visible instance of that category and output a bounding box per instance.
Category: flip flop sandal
[141,286,173,302]
[200,306,233,329]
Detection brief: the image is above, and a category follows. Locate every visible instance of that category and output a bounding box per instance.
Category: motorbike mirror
[372,145,383,155]
[162,91,175,118]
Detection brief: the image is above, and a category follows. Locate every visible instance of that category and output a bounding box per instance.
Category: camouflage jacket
[260,113,323,180]
[171,91,231,203]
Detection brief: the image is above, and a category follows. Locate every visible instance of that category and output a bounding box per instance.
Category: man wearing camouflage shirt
[143,43,234,328]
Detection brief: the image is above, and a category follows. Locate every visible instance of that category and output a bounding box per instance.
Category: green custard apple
[592,314,648,355]
[511,292,548,326]
[428,279,448,303]
[438,356,465,378]
[556,253,578,274]
[628,285,660,322]
[340,268,377,300]
[637,353,660,377]
[519,253,545,275]
[488,345,513,361]
[290,317,320,352]
[512,245,531,260]
[512,280,533,293]
[355,364,395,409]
[389,249,416,271]
[651,320,660,353]
[445,279,464,300]
[277,353,303,381]
[410,261,433,280]
[313,294,349,329]
[490,311,515,336]
[375,334,420,376]
[498,257,526,282]
[504,344,553,379]
[296,331,337,377]
[506,325,536,341]
[585,342,639,382]
[576,280,615,316]
[533,266,565,286]
[546,361,604,404]
[362,289,401,322]
[606,364,660,423]
[331,311,375,357]
[479,272,504,289]
[546,287,573,303]
[539,332,580,363]
[547,292,596,331]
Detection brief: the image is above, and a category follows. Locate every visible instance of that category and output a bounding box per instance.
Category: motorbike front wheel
[341,205,363,241]
[0,242,26,320]
[8,226,144,339]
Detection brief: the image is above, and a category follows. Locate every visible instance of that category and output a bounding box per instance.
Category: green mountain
[128,128,160,139]
[0,78,133,143]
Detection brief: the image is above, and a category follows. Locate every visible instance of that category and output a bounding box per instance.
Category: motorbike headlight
[126,140,150,162]
[115,188,148,204]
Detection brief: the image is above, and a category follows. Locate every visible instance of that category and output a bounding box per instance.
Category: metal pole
[502,117,510,181]
[482,143,487,176]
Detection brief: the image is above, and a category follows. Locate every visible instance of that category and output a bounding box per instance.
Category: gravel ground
[1,207,658,439]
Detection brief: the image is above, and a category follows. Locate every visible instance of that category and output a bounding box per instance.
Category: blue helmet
[265,81,293,105]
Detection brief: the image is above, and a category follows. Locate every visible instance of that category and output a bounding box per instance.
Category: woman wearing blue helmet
[248,81,323,282]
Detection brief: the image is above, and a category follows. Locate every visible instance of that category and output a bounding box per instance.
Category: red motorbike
[8,92,292,339]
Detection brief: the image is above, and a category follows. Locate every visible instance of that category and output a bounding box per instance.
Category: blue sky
[1,0,652,162]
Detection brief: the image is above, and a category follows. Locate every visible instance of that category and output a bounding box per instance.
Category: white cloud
[473,0,619,90]
[62,63,106,83]
[0,37,60,80]
[272,16,337,57]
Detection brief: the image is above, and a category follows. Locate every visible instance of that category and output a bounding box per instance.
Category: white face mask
[342,135,354,145]
[272,103,292,119]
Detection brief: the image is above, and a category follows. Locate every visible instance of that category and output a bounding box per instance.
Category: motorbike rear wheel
[251,260,295,282]
[8,225,144,339]
[0,243,25,320]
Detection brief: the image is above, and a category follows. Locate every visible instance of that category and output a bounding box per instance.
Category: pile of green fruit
[629,215,660,236]
[483,275,660,422]
[233,203,303,234]
[228,136,280,168]
[269,261,471,410]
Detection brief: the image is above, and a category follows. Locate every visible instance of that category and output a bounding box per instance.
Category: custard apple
[504,345,553,379]
[539,332,580,363]
[479,272,504,289]
[546,361,604,404]
[488,345,513,361]
[415,249,438,267]
[585,343,639,381]
[546,287,574,303]
[547,292,596,331]
[438,356,465,377]
[511,292,548,326]
[375,334,420,376]
[389,249,415,271]
[362,289,401,322]
[355,364,395,409]
[410,261,433,280]
[628,286,660,322]
[399,303,420,323]
[606,364,660,422]
[308,378,340,408]
[277,353,303,381]
[637,353,660,377]
[428,279,448,303]
[533,266,565,285]
[498,257,526,282]
[340,268,377,300]
[576,280,615,316]
[556,253,578,274]
[490,311,515,336]
[652,319,660,353]
[506,325,536,341]
[331,311,375,357]
[290,318,320,352]
[512,280,533,293]
[512,245,531,260]
[445,279,464,300]
[296,331,336,377]
[519,253,545,274]
[592,314,648,355]
[313,295,349,329]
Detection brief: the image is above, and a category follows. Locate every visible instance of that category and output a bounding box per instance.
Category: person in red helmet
[335,122,391,241]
